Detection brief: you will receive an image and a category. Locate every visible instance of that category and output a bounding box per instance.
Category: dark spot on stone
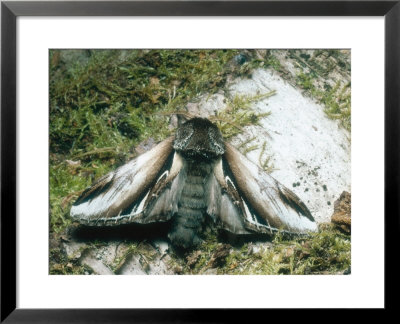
[322,184,328,191]
[327,201,331,205]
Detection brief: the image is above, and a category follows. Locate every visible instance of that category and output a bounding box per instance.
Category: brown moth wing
[221,143,317,234]
[206,159,252,235]
[70,136,179,225]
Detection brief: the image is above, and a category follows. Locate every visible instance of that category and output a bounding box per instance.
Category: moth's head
[173,117,225,160]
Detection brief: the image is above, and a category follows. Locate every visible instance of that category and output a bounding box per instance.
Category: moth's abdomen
[177,178,206,227]
[168,163,211,249]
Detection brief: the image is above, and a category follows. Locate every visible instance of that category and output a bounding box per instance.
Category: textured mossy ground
[171,224,350,275]
[49,49,351,275]
[50,224,350,275]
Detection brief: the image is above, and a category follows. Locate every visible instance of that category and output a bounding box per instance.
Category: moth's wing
[70,136,184,226]
[205,159,252,235]
[213,143,317,234]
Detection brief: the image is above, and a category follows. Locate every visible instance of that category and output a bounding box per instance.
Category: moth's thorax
[173,117,225,160]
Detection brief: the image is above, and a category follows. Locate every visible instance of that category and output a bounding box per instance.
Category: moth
[71,117,317,249]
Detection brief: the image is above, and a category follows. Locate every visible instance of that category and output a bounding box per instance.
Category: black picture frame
[1,0,398,322]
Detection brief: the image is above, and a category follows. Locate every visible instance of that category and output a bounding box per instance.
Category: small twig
[238,136,256,149]
[259,141,267,167]
[243,145,258,155]
[73,147,116,159]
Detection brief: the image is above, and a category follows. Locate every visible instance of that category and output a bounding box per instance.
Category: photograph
[49,49,351,275]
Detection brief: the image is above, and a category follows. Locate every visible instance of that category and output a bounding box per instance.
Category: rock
[186,94,226,118]
[115,254,147,275]
[331,191,351,233]
[144,258,174,275]
[168,114,179,130]
[115,242,174,275]
[203,268,218,275]
[63,242,86,261]
[247,242,271,255]
[61,239,176,275]
[152,240,170,255]
[79,248,114,275]
[135,138,156,154]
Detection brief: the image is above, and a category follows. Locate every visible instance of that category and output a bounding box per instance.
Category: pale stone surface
[79,248,114,275]
[63,242,86,261]
[186,93,226,118]
[63,239,175,275]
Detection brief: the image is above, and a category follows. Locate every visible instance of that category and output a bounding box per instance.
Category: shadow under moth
[71,117,317,249]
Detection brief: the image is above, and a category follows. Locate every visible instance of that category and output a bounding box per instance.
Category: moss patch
[167,225,350,275]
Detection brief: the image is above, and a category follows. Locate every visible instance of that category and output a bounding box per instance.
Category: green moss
[297,75,351,130]
[164,225,350,275]
[264,53,283,72]
[296,72,314,90]
[49,247,94,275]
[213,92,274,139]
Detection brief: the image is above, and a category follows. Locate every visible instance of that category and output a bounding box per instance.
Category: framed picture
[1,0,397,321]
